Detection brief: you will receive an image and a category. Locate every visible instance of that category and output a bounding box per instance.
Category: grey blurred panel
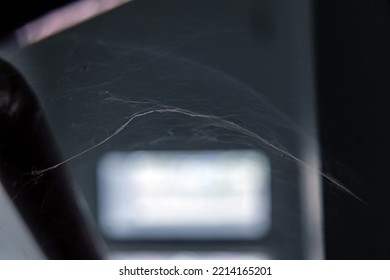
[0,184,45,260]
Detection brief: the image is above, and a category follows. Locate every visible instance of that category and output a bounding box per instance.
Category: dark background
[315,0,390,259]
[1,0,389,259]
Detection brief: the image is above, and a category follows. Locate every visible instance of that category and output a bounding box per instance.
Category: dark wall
[315,0,390,259]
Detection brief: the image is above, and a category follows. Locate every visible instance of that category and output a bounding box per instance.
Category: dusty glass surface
[0,0,347,259]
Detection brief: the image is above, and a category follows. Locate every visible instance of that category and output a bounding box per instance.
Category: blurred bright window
[97,150,271,240]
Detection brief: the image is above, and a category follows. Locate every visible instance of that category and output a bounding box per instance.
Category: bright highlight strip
[16,0,131,46]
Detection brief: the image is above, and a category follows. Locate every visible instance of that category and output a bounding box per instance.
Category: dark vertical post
[0,59,102,259]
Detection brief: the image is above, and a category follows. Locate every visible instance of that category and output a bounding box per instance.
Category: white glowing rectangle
[97,150,271,240]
